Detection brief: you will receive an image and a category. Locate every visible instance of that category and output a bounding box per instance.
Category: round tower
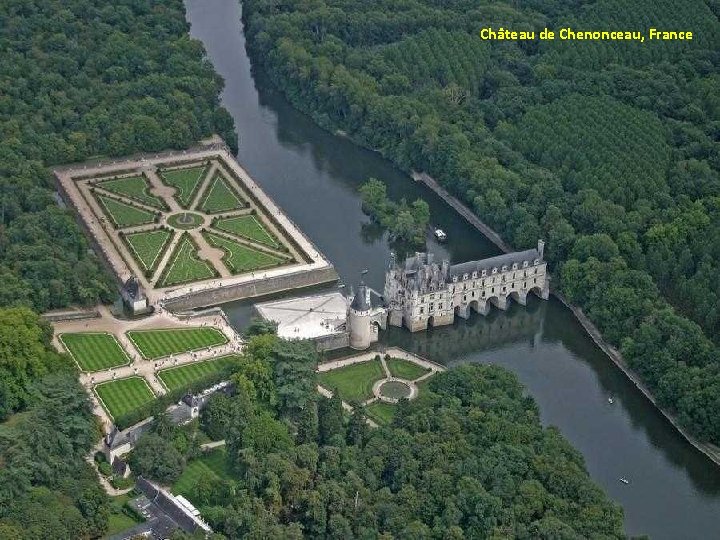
[348,284,373,350]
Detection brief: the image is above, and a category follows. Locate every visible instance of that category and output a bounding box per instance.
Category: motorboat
[619,477,629,485]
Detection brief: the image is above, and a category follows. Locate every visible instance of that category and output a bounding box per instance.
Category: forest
[241,0,720,445]
[359,178,430,246]
[0,0,235,312]
[0,1,235,537]
[129,330,625,539]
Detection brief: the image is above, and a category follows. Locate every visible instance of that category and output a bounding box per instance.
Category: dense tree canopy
[131,337,625,538]
[242,0,720,445]
[0,0,235,311]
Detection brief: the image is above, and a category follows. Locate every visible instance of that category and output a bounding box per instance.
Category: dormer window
[452,276,458,283]
[481,270,487,277]
[534,259,539,266]
[501,265,508,272]
[463,273,469,280]
[492,268,497,274]
[523,261,528,268]
[512,263,518,270]
[472,271,477,278]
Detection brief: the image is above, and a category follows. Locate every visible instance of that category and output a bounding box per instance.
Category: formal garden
[127,327,228,360]
[158,355,239,392]
[317,353,439,425]
[76,157,301,290]
[121,229,173,273]
[95,376,156,420]
[59,332,131,372]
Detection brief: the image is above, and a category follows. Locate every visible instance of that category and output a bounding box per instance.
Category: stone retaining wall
[164,266,338,311]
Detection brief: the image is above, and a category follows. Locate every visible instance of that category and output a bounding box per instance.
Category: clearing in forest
[97,175,166,209]
[123,228,173,273]
[159,164,208,208]
[96,194,157,228]
[158,355,239,391]
[365,401,396,425]
[214,214,282,249]
[204,232,288,274]
[95,376,156,420]
[127,327,228,360]
[59,332,131,372]
[173,448,233,502]
[158,234,217,287]
[199,175,245,214]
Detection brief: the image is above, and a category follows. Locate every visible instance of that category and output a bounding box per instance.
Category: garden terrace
[54,144,334,309]
[59,332,131,372]
[127,327,228,360]
[95,376,156,420]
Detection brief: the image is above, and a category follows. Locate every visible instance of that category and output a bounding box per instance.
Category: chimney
[537,239,545,260]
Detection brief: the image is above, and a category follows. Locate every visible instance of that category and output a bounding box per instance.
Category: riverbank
[413,169,720,468]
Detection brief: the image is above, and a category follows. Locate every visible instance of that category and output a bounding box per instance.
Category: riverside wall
[413,169,720,468]
[163,266,338,311]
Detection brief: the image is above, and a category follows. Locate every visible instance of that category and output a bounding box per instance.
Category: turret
[348,284,372,350]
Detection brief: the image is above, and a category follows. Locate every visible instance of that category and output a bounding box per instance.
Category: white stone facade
[385,240,549,332]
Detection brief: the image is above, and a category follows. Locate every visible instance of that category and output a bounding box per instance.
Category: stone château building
[384,240,549,332]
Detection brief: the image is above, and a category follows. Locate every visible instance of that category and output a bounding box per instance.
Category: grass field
[95,377,155,420]
[158,355,239,391]
[204,232,287,274]
[105,494,143,537]
[158,234,217,287]
[199,175,245,214]
[127,327,228,360]
[318,359,385,403]
[96,194,156,228]
[366,401,396,425]
[123,229,172,272]
[59,332,131,372]
[214,214,282,249]
[98,175,166,209]
[173,448,233,502]
[386,357,430,380]
[159,165,207,208]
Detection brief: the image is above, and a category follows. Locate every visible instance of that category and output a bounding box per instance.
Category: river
[184,1,720,537]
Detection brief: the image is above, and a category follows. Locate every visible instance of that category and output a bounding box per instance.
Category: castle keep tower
[347,284,387,350]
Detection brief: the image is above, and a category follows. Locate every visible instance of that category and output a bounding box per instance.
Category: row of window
[451,259,541,283]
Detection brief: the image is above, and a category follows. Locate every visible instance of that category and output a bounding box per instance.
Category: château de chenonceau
[341,240,550,349]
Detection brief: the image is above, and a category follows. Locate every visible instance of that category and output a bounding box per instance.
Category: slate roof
[350,285,371,311]
[448,248,540,279]
[122,276,145,301]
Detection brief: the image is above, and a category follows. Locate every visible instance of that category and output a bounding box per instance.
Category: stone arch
[468,299,480,313]
[427,315,436,327]
[530,285,547,300]
[488,295,508,311]
[509,290,527,306]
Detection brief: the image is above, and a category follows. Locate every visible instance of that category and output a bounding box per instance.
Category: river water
[185,1,720,537]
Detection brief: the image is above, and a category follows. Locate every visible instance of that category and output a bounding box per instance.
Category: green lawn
[366,401,396,425]
[214,214,282,249]
[123,229,172,272]
[199,175,245,213]
[385,357,430,381]
[98,175,166,209]
[318,359,385,403]
[159,165,207,208]
[95,377,155,420]
[59,332,131,372]
[96,194,156,228]
[173,448,233,502]
[204,232,287,274]
[127,327,228,360]
[158,355,239,391]
[158,234,217,287]
[104,494,143,539]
